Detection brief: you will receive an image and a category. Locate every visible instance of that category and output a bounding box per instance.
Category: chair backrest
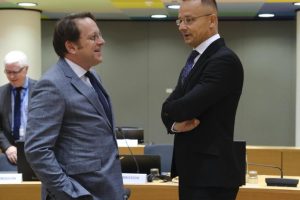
[144,144,173,173]
[0,153,17,171]
[120,154,161,175]
[116,127,144,144]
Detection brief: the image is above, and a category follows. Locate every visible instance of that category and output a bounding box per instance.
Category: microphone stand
[248,152,298,187]
[118,127,140,173]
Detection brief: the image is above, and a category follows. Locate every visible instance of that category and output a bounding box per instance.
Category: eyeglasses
[88,33,103,42]
[4,67,25,76]
[176,14,212,26]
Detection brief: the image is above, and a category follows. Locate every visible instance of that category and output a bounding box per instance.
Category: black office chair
[115,127,144,144]
[120,154,161,174]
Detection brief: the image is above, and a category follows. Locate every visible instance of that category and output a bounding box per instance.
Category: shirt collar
[23,77,29,89]
[65,58,91,78]
[194,34,220,55]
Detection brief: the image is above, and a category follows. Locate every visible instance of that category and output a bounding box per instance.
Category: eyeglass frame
[4,66,26,76]
[87,32,103,42]
[176,13,213,26]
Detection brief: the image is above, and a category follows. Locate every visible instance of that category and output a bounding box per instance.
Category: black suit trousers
[179,185,239,200]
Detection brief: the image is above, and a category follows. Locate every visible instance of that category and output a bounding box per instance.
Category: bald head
[178,0,219,47]
[182,0,218,13]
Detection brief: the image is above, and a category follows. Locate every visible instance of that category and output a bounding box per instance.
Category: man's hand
[5,146,17,164]
[173,119,200,133]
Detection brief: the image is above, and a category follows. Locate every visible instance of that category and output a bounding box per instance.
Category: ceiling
[0,0,299,20]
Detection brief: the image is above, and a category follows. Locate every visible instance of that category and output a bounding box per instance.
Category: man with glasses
[0,50,36,167]
[25,12,124,200]
[161,0,244,200]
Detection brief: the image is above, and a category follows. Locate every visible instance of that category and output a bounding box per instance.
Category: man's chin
[183,38,191,44]
[184,41,194,48]
[97,57,103,63]
[93,58,102,66]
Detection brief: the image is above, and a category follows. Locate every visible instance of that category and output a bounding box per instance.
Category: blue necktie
[85,71,112,123]
[13,87,22,140]
[181,50,199,83]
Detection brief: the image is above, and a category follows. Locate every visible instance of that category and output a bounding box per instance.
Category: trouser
[179,185,239,200]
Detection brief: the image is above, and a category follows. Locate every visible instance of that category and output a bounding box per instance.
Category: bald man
[161,1,244,199]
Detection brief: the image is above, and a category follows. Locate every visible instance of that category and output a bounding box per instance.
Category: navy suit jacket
[161,38,244,187]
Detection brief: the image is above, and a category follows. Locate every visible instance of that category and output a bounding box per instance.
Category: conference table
[0,175,299,200]
[1,145,300,199]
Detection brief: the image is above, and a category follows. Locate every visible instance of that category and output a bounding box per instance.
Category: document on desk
[0,173,22,184]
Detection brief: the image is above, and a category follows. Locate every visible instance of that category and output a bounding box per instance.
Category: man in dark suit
[0,50,36,167]
[25,12,124,200]
[161,0,244,200]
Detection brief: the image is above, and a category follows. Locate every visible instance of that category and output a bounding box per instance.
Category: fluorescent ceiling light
[258,13,275,18]
[17,2,37,7]
[294,3,300,6]
[167,5,180,9]
[151,14,167,19]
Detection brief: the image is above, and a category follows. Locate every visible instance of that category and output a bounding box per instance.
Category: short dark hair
[53,12,96,58]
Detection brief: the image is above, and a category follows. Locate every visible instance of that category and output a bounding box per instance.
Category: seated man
[0,50,36,169]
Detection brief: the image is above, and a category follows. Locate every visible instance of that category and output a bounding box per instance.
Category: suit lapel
[182,38,225,89]
[58,59,113,129]
[4,85,13,131]
[89,70,114,124]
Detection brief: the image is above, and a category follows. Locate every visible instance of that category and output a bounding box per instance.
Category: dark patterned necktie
[181,50,199,83]
[13,87,22,140]
[85,71,112,123]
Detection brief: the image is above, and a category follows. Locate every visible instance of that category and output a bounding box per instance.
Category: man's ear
[24,66,29,73]
[65,41,76,54]
[209,14,217,29]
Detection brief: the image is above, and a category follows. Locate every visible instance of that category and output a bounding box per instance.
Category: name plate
[122,173,147,184]
[0,173,22,184]
[117,139,138,147]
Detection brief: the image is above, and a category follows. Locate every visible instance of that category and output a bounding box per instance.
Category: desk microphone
[123,188,131,200]
[248,152,298,187]
[117,127,140,173]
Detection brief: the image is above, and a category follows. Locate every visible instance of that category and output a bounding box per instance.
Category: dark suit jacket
[161,38,244,187]
[0,78,36,151]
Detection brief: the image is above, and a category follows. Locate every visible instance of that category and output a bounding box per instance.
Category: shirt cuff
[171,122,179,133]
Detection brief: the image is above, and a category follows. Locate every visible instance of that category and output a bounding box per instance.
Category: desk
[118,145,145,155]
[237,175,300,200]
[247,146,300,176]
[127,175,300,200]
[0,181,41,200]
[0,176,299,200]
